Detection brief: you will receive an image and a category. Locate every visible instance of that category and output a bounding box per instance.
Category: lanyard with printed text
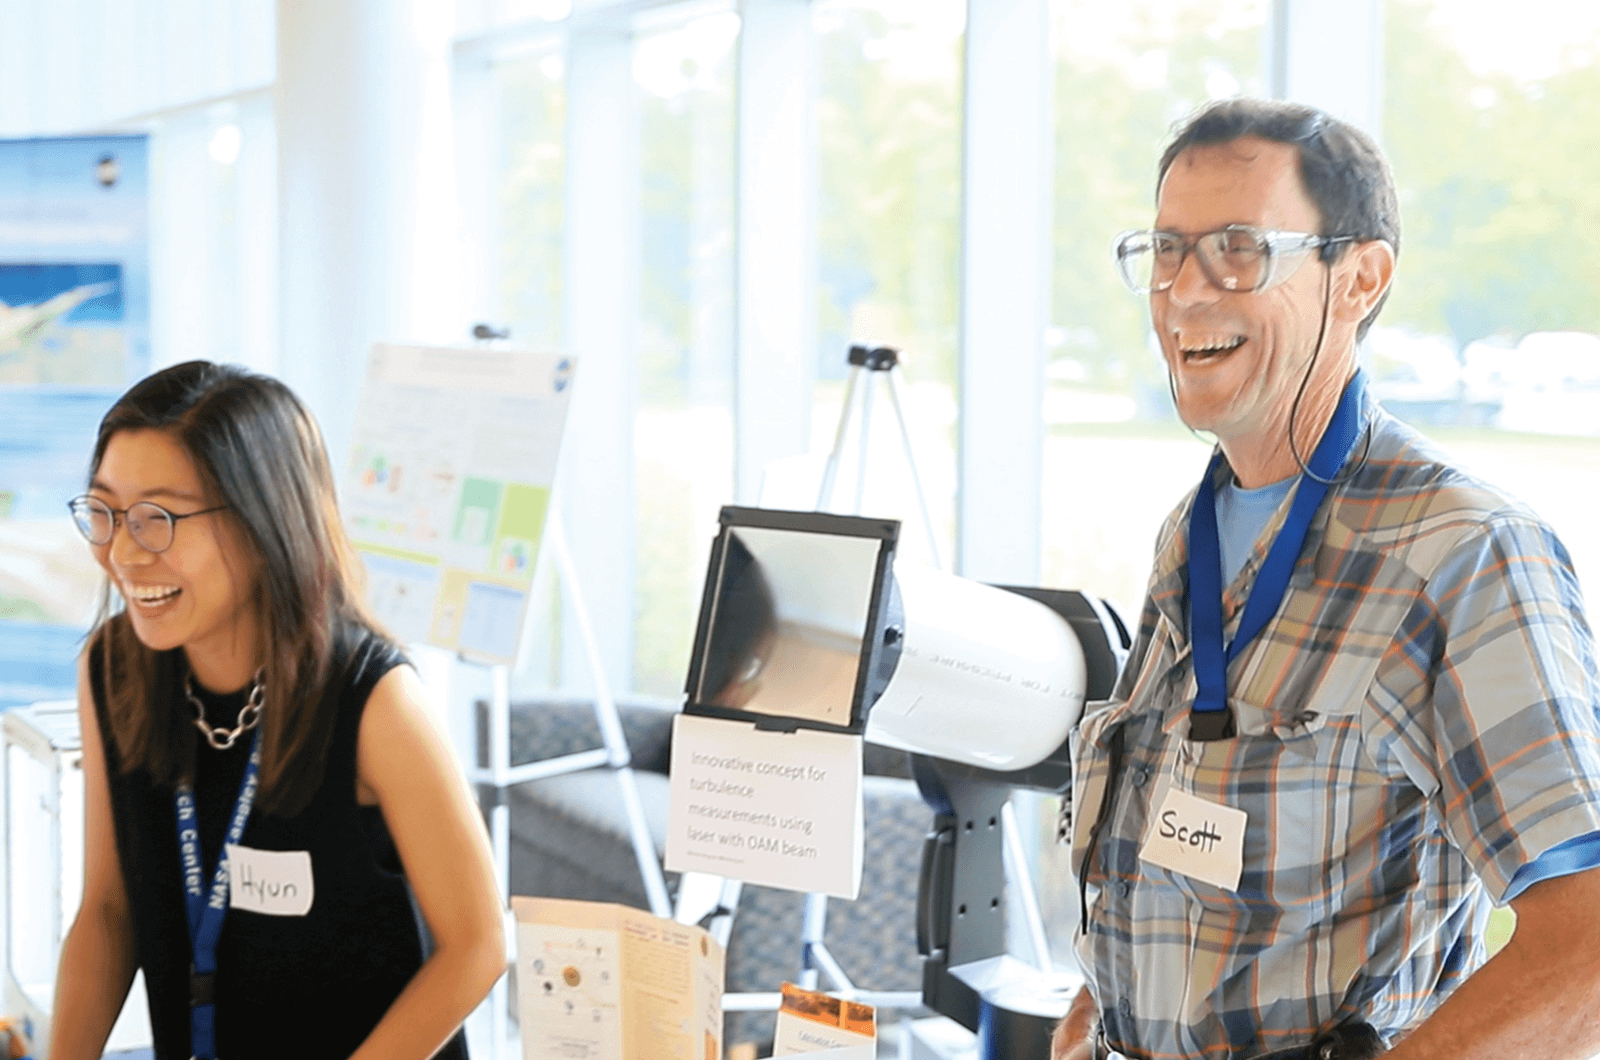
[174,726,263,1060]
[1186,370,1367,741]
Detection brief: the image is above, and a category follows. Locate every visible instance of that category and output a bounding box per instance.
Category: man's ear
[1334,240,1395,324]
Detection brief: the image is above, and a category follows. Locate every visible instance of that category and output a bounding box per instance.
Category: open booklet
[512,896,725,1060]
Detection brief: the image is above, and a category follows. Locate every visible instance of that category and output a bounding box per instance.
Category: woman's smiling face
[89,427,260,691]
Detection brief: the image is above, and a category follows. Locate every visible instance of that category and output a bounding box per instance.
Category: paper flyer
[665,713,865,899]
[771,982,876,1059]
[513,896,724,1060]
[342,343,575,664]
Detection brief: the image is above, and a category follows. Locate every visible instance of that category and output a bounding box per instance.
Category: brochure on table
[512,896,724,1060]
[342,343,575,664]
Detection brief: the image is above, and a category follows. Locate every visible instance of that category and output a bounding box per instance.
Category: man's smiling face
[1151,136,1340,460]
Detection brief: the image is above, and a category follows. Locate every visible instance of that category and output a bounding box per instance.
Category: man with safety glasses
[1053,98,1600,1060]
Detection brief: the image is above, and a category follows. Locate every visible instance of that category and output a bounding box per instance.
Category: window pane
[1378,0,1600,592]
[1044,0,1267,622]
[632,12,738,697]
[495,51,566,351]
[808,0,964,568]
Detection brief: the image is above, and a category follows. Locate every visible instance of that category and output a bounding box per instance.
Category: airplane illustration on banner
[0,280,118,355]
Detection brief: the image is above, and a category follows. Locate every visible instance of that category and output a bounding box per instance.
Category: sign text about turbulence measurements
[666,714,863,899]
[685,757,826,859]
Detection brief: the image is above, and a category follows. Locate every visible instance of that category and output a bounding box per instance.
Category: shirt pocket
[1174,579,1417,908]
[1234,546,1422,732]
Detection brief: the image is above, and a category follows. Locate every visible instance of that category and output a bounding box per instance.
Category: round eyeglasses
[67,495,228,554]
[1112,225,1352,296]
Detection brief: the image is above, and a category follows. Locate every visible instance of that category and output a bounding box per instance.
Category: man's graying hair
[1158,98,1400,339]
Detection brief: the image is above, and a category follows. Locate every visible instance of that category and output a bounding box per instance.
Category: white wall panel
[733,0,814,503]
[958,0,1050,583]
[276,0,464,461]
[0,0,275,136]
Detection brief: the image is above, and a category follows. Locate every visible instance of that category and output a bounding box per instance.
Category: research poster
[342,342,575,665]
[0,135,150,707]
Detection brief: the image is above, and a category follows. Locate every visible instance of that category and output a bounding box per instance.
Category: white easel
[460,502,672,1060]
[373,335,670,1059]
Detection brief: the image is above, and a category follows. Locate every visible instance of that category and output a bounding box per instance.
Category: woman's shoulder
[332,617,410,707]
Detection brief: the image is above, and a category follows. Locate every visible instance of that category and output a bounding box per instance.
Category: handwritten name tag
[1139,787,1246,892]
[226,844,315,916]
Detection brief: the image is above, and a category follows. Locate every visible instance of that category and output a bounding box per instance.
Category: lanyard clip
[1187,708,1236,742]
[190,966,217,1007]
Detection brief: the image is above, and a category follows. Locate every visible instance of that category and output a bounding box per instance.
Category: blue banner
[0,135,149,707]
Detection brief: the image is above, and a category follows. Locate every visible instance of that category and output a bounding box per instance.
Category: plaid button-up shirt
[1064,392,1600,1059]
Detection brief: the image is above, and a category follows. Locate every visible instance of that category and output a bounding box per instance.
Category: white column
[148,112,218,371]
[235,92,280,375]
[557,25,639,692]
[276,0,379,458]
[1270,0,1384,137]
[733,0,815,504]
[276,0,464,465]
[957,0,1050,583]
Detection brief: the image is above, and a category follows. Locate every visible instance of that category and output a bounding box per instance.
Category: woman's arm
[49,654,138,1060]
[349,665,506,1060]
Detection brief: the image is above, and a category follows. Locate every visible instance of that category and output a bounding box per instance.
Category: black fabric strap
[189,968,217,1007]
[1095,1021,1383,1060]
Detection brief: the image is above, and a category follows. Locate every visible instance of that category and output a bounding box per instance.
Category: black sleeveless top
[92,620,471,1060]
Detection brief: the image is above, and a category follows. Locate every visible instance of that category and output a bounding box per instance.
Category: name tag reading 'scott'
[226,844,314,916]
[1139,787,1247,892]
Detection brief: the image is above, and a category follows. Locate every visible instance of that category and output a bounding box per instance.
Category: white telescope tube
[864,562,1088,771]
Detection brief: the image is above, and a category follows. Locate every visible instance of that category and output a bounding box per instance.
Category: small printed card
[771,982,875,1059]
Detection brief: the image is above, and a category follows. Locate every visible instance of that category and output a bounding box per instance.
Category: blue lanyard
[174,726,263,1059]
[1186,370,1367,741]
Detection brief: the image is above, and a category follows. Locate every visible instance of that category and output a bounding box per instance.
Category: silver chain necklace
[186,669,266,751]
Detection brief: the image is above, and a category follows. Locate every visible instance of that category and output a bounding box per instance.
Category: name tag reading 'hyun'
[1138,787,1247,892]
[225,844,315,917]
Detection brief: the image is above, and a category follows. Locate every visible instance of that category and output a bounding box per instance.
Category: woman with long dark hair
[50,361,504,1059]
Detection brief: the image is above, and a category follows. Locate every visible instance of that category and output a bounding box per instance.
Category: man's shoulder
[1336,407,1554,555]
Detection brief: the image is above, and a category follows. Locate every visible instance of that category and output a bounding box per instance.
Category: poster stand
[464,509,672,1060]
[341,341,671,1058]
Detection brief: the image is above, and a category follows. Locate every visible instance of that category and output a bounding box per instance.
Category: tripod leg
[548,516,673,919]
[853,374,877,515]
[818,366,864,511]
[883,369,944,570]
[799,892,829,990]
